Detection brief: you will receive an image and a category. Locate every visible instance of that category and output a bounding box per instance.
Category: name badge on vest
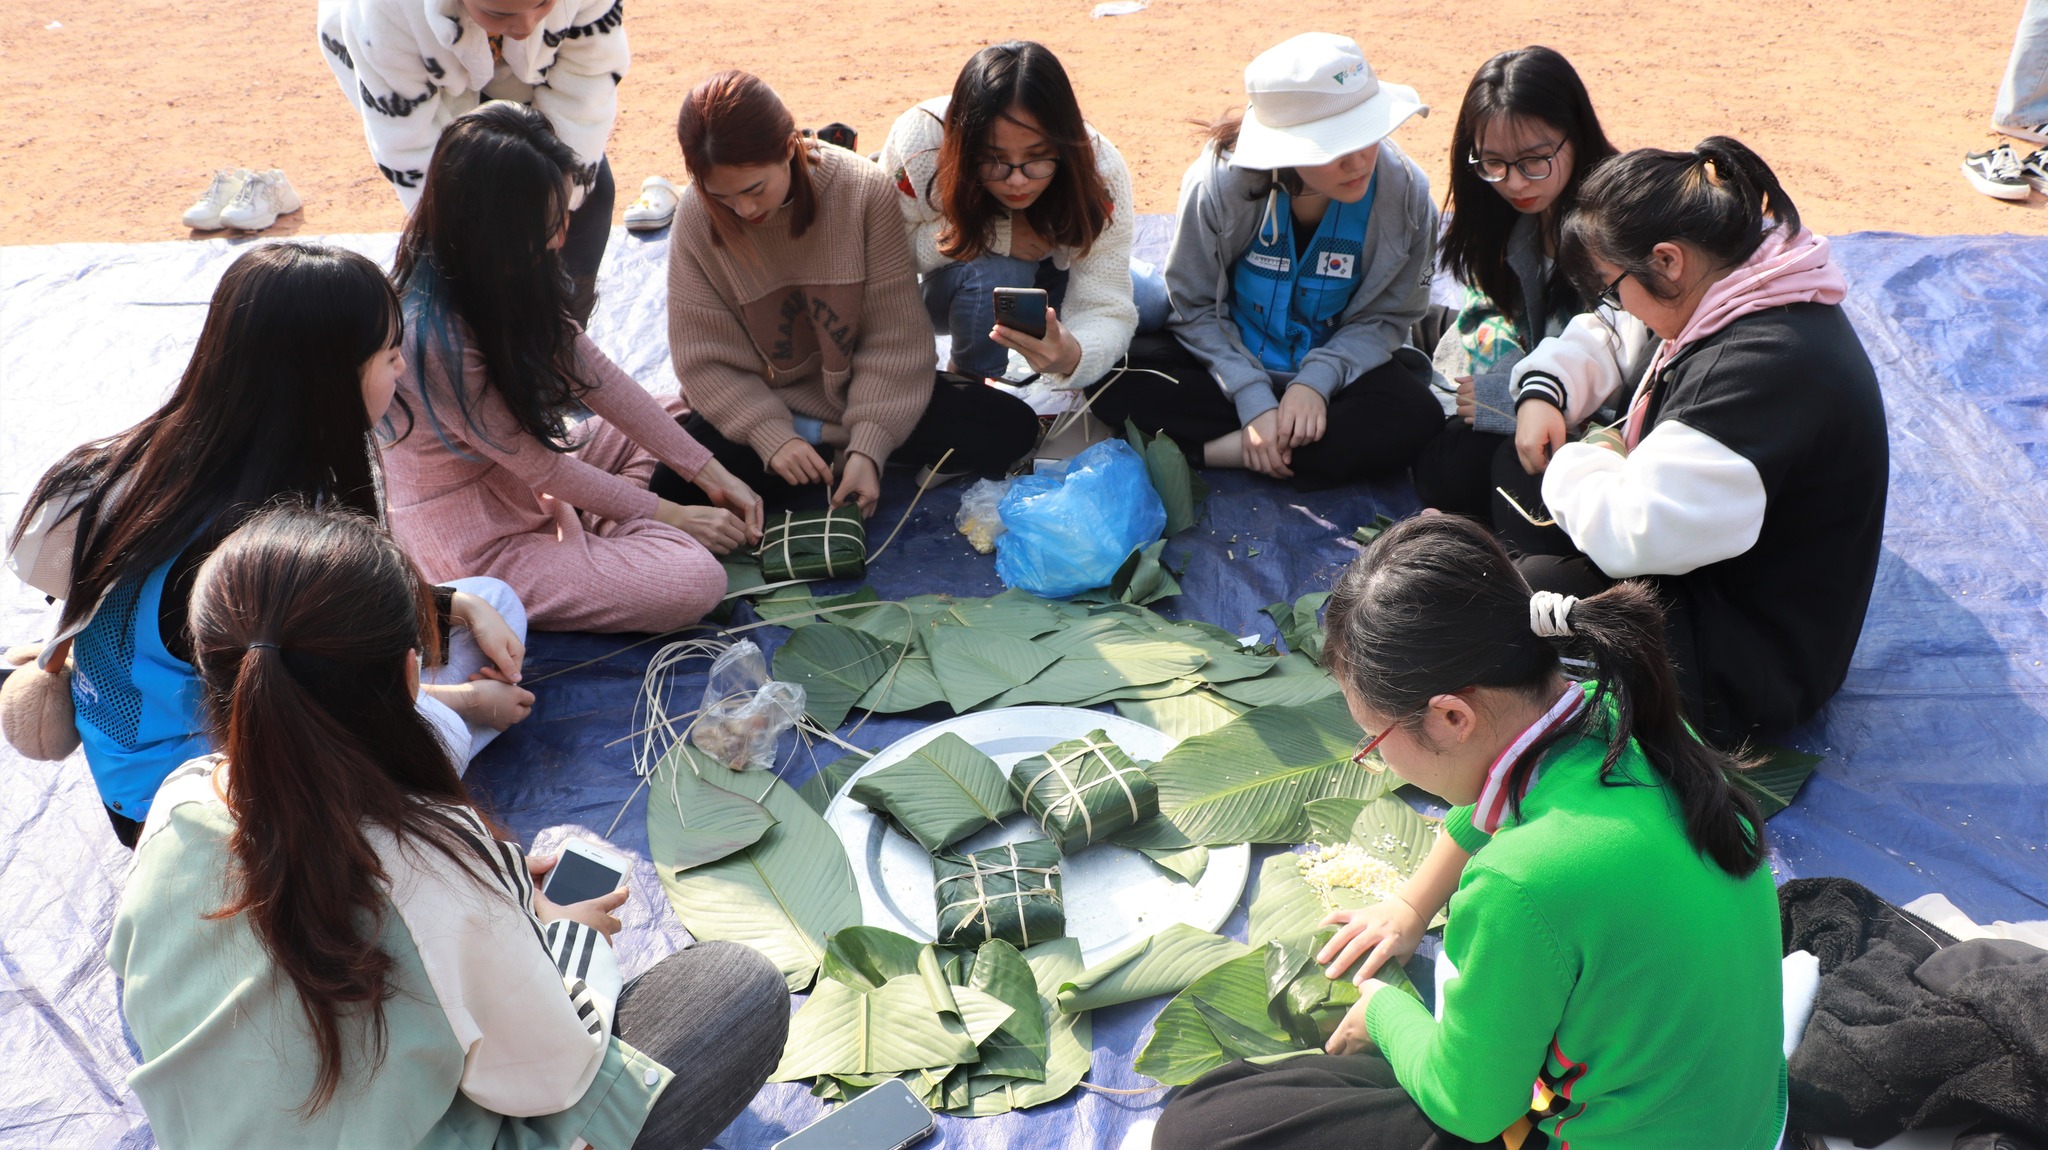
[1246,252,1291,274]
[1315,251,1356,279]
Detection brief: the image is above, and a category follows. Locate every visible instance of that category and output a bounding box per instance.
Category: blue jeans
[1997,0,2048,131]
[921,255,1172,379]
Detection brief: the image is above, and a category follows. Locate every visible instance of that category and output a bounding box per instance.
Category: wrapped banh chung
[1008,730,1159,853]
[933,839,1065,948]
[757,507,867,582]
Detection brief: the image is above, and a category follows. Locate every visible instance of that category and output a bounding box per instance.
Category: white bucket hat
[1230,33,1428,170]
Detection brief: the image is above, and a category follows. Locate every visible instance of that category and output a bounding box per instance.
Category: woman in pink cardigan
[384,103,762,634]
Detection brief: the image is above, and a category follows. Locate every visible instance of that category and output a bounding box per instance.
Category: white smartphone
[542,838,630,905]
[772,1078,935,1150]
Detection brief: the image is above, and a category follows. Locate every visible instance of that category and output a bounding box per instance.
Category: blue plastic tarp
[0,221,2042,1148]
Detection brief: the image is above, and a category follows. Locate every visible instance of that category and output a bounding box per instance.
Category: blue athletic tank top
[70,557,211,819]
[1230,175,1378,375]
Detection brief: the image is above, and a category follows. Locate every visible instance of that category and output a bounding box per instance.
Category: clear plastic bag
[994,437,1167,598]
[691,640,806,771]
[954,478,1013,555]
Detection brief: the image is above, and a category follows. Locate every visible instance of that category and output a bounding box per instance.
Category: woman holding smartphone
[878,40,1165,388]
[385,102,764,634]
[2,242,530,847]
[1092,33,1445,489]
[108,504,787,1149]
[666,70,1039,515]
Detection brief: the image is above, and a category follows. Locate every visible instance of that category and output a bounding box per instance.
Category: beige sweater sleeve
[665,220,801,464]
[841,172,938,466]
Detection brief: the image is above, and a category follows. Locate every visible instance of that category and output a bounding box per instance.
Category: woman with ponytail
[2,241,530,847]
[1155,514,1784,1150]
[108,505,788,1149]
[1493,136,1887,744]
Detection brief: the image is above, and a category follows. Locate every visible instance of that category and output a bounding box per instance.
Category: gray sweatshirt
[1161,138,1438,425]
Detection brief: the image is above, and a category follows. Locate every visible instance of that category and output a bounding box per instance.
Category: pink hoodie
[1623,226,1848,446]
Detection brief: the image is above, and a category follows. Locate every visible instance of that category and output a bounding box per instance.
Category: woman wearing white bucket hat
[1091,32,1445,489]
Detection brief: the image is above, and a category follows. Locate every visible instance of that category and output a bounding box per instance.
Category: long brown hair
[189,504,489,1115]
[12,243,394,634]
[933,41,1111,262]
[677,70,818,248]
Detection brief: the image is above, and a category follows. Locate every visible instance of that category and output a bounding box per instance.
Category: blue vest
[1230,175,1378,374]
[70,558,211,819]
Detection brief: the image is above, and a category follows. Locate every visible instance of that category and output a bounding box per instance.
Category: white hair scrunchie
[1529,591,1578,638]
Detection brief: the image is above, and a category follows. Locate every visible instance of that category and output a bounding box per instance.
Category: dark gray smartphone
[992,286,1049,340]
[772,1078,935,1150]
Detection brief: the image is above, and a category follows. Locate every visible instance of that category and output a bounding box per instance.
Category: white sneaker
[182,168,251,230]
[218,169,303,231]
[1994,120,2048,146]
[623,175,680,231]
[1961,144,2031,201]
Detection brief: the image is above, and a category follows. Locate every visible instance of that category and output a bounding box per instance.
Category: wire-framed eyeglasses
[978,158,1060,182]
[1466,140,1568,183]
[1351,722,1398,773]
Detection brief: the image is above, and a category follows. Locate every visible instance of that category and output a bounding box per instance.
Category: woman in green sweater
[1154,514,1785,1149]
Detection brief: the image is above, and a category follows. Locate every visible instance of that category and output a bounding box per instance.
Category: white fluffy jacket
[317,0,628,210]
[878,96,1139,389]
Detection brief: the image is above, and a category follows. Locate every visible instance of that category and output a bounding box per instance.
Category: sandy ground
[1,0,2044,246]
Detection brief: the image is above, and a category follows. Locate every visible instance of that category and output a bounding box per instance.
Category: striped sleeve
[372,810,622,1117]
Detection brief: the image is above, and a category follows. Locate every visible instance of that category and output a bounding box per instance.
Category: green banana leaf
[1011,731,1160,853]
[1133,949,1291,1085]
[1265,933,1360,1047]
[933,840,1066,949]
[1347,795,1441,876]
[772,623,898,728]
[925,623,1062,712]
[751,584,881,627]
[1115,691,1249,740]
[1352,513,1395,545]
[1055,922,1254,1013]
[1134,844,1210,884]
[855,637,949,714]
[819,926,927,992]
[963,939,1047,1081]
[1102,539,1182,606]
[938,590,1066,638]
[1125,419,1209,536]
[1732,745,1824,817]
[1262,592,1332,662]
[996,938,1092,1111]
[1304,796,1374,846]
[1106,813,1210,883]
[991,617,1211,708]
[1246,852,1345,952]
[798,751,870,815]
[645,744,776,873]
[847,732,1020,852]
[1150,695,1391,846]
[770,973,1012,1081]
[1209,652,1341,709]
[656,772,861,991]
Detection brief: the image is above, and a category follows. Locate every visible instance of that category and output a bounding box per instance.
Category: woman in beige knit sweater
[664,71,1040,517]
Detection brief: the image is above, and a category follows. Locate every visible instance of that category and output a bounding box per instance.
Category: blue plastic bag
[994,438,1167,598]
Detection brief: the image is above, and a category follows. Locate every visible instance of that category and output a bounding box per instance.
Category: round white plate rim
[823,706,1251,964]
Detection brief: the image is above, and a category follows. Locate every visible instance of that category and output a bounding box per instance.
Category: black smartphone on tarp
[771,1078,935,1150]
[992,286,1049,340]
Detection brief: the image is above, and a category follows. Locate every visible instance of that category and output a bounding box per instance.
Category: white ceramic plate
[824,707,1252,965]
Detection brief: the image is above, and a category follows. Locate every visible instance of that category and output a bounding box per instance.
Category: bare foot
[1202,430,1246,469]
[422,679,535,731]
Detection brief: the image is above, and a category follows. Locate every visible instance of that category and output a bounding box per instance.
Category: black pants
[1093,332,1444,491]
[652,374,1041,510]
[563,156,617,326]
[1413,418,1511,520]
[616,941,789,1150]
[1154,1055,1507,1150]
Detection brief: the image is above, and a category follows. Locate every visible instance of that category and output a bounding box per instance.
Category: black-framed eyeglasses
[1595,270,1629,311]
[1466,140,1567,183]
[978,158,1059,182]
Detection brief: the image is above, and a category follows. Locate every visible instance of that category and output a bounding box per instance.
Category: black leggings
[1091,332,1444,491]
[652,374,1042,510]
[1154,1055,1506,1150]
[1412,418,1511,520]
[563,156,617,325]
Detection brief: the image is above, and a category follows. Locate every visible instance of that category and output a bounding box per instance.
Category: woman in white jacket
[317,0,628,322]
[879,41,1166,388]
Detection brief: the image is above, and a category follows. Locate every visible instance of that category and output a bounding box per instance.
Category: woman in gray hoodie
[1092,33,1444,489]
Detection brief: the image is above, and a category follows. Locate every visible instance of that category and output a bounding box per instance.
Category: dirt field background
[1,0,2044,245]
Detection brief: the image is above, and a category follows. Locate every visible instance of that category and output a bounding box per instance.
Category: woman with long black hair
[385,101,764,634]
[3,242,530,846]
[1411,47,1649,517]
[108,505,787,1148]
[878,40,1165,388]
[1154,515,1786,1150]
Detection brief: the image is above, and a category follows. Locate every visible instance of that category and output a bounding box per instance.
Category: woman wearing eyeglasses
[1496,136,1887,747]
[878,41,1166,389]
[1412,47,1653,519]
[1090,33,1445,489]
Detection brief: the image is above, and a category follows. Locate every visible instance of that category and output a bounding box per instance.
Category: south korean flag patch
[1314,251,1356,280]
